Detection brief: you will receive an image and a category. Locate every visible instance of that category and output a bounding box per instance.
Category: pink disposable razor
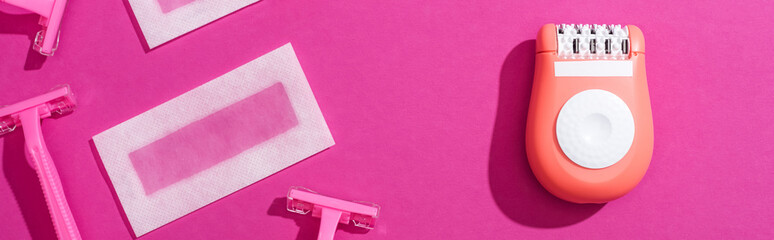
[0,0,67,56]
[287,186,380,240]
[0,86,80,240]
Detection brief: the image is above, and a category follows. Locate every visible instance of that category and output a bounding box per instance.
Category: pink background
[1,0,772,239]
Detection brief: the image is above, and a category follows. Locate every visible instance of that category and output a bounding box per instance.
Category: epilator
[526,24,654,203]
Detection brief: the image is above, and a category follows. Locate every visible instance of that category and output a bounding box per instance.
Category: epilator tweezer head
[555,24,630,60]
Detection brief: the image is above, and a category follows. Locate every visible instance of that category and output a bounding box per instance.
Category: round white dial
[556,89,635,169]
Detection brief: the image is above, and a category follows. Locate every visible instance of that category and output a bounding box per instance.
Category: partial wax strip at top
[158,0,196,13]
[129,82,298,195]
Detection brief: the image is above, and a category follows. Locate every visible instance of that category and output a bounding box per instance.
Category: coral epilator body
[526,24,653,203]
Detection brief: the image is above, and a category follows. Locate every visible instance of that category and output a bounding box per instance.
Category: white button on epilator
[556,89,635,169]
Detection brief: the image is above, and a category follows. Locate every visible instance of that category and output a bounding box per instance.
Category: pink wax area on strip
[158,0,196,13]
[129,82,298,195]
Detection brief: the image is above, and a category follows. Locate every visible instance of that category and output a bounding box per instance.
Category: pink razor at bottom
[0,86,81,240]
[287,186,380,240]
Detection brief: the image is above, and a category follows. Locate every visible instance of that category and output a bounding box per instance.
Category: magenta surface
[0,1,772,239]
[157,0,196,13]
[129,82,297,195]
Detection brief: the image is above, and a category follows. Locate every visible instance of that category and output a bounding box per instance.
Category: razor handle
[19,108,81,240]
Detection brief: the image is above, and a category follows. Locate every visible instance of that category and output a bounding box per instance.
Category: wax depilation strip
[127,0,262,48]
[129,82,298,195]
[93,44,334,237]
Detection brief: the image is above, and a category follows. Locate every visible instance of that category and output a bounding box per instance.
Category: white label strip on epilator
[554,61,633,77]
[92,43,334,236]
[128,0,261,48]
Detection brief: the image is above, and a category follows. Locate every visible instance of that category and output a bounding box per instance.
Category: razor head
[0,85,76,136]
[556,24,630,60]
[287,186,380,229]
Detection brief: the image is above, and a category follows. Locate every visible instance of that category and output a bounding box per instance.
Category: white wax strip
[127,0,261,48]
[93,43,334,236]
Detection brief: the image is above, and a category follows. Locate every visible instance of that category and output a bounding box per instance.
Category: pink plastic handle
[318,208,343,240]
[19,108,81,240]
[39,0,67,54]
